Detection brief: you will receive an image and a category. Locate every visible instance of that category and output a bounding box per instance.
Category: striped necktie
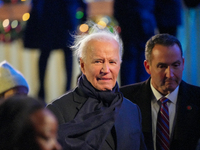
[156,97,170,150]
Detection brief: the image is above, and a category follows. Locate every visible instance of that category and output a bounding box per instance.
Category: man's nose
[101,63,110,73]
[166,66,174,78]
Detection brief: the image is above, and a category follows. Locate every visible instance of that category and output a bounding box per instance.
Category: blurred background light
[11,20,18,28]
[2,19,9,28]
[97,20,106,28]
[79,23,89,33]
[76,11,84,20]
[22,13,30,21]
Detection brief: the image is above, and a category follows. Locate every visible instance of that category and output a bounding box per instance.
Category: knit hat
[0,60,29,94]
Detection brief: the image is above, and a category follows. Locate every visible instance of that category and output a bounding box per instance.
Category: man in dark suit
[47,23,146,150]
[120,34,200,150]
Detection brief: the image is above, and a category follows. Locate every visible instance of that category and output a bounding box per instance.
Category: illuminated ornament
[2,19,9,28]
[108,26,114,33]
[97,21,106,29]
[100,16,110,24]
[187,105,192,110]
[76,11,84,19]
[11,20,18,29]
[79,24,89,33]
[4,25,11,33]
[22,13,30,21]
[115,26,121,33]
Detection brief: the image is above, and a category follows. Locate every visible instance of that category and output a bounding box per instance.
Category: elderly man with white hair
[47,22,146,150]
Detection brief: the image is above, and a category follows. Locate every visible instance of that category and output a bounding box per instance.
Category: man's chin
[95,85,113,91]
[165,85,176,93]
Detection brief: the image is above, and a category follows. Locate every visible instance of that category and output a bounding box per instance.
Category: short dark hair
[145,34,183,63]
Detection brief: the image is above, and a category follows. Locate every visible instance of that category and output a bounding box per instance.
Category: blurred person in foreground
[0,60,29,100]
[47,22,146,150]
[0,95,62,150]
[120,34,200,150]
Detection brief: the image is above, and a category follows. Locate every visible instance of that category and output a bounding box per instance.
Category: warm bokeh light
[115,26,121,33]
[21,0,26,1]
[22,13,30,21]
[79,24,89,33]
[11,20,18,29]
[2,19,10,28]
[97,21,106,29]
[100,17,109,24]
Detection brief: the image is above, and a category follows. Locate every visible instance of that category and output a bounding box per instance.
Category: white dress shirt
[150,81,179,150]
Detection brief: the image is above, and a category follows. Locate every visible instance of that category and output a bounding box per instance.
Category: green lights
[76,11,84,19]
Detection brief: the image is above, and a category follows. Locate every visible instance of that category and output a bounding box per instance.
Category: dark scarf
[58,74,123,150]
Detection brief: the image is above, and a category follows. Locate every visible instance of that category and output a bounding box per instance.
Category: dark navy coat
[47,87,147,150]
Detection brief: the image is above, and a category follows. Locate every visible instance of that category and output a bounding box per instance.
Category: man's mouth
[97,77,112,81]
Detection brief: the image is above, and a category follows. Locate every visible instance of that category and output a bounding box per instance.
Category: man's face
[80,38,121,91]
[144,44,184,95]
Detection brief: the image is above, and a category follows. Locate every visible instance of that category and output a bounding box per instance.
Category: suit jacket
[47,87,147,150]
[120,78,200,150]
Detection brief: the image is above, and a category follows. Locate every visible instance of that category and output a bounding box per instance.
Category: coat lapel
[172,81,198,141]
[134,79,153,133]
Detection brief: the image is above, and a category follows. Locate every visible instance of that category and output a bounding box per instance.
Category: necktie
[156,97,170,150]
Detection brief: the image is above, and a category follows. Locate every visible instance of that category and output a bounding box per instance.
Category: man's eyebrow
[156,60,181,67]
[156,62,167,67]
[172,60,181,64]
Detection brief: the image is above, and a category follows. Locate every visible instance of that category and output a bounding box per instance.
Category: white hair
[71,21,123,62]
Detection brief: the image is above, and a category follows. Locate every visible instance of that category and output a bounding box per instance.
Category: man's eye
[95,61,101,63]
[173,63,180,67]
[158,65,167,68]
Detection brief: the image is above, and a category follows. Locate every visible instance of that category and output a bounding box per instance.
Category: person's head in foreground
[0,60,29,99]
[0,95,62,150]
[73,22,123,91]
[144,33,184,95]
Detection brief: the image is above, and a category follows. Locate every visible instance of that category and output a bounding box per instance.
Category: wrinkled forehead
[86,33,117,45]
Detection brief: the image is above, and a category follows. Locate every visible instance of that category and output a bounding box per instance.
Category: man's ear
[182,56,185,70]
[144,60,151,75]
[80,58,85,74]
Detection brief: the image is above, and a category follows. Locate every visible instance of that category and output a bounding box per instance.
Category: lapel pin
[187,105,192,110]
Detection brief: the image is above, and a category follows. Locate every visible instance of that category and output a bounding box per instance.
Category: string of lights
[0,0,120,43]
